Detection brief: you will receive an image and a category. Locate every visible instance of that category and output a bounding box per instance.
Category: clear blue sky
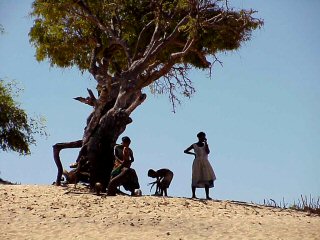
[1,0,319,204]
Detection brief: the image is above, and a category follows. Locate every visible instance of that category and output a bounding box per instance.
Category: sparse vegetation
[263,195,320,216]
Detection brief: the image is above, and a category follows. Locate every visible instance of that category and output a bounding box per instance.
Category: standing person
[184,132,216,200]
[107,136,140,196]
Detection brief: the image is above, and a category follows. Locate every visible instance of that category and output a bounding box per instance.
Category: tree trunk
[86,108,133,191]
[52,85,145,193]
[84,89,145,191]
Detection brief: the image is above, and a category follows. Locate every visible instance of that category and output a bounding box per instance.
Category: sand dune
[1,185,319,240]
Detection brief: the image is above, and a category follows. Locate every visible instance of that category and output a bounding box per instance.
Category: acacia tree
[0,79,46,155]
[29,0,262,190]
[1,24,46,156]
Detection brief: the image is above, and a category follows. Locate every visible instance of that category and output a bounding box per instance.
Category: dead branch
[87,88,97,104]
[73,97,94,106]
[73,88,97,107]
[53,140,82,186]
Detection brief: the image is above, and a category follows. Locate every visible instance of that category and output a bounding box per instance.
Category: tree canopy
[29,0,263,108]
[0,79,46,155]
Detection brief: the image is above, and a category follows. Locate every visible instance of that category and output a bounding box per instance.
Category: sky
[0,0,319,204]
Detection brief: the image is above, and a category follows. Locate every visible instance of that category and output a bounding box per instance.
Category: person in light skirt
[184,132,216,200]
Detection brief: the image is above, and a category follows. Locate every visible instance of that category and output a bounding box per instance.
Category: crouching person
[148,168,174,197]
[107,168,140,196]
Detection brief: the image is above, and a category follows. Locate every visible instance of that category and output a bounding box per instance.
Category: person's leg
[159,187,164,196]
[63,169,77,184]
[161,173,173,196]
[107,169,128,196]
[155,185,160,195]
[192,186,196,198]
[122,168,140,195]
[158,181,164,196]
[205,185,211,200]
[163,188,168,197]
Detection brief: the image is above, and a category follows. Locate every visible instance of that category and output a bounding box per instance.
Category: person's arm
[159,176,164,183]
[114,145,123,163]
[129,148,134,163]
[204,139,210,154]
[184,144,196,156]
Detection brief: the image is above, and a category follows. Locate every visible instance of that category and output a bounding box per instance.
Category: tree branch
[73,0,132,65]
[125,91,147,115]
[137,35,195,89]
[139,61,176,89]
[147,15,189,60]
[82,86,110,144]
[133,20,155,60]
[171,38,195,59]
[143,20,160,58]
[73,89,97,107]
[53,140,82,186]
[127,14,190,80]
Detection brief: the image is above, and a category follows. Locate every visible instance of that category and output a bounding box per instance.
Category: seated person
[111,137,133,177]
[107,136,140,196]
[148,168,174,197]
[62,154,90,184]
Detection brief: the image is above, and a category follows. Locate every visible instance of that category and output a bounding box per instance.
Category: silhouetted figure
[107,136,140,196]
[184,132,216,200]
[148,168,174,197]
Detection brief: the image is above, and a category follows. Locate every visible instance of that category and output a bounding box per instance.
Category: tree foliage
[29,0,263,109]
[0,79,46,155]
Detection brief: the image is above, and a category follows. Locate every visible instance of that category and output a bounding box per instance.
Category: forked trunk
[53,83,146,192]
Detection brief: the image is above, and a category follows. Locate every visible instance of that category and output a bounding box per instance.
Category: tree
[0,24,46,156]
[29,0,263,190]
[0,79,46,155]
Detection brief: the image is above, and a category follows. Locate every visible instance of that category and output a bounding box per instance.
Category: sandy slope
[0,185,319,240]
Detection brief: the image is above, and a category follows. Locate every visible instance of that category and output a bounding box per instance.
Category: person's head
[197,132,207,142]
[121,136,131,147]
[148,169,157,178]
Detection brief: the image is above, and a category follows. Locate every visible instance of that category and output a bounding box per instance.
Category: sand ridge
[1,185,319,240]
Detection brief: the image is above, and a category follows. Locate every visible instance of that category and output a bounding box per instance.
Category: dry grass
[263,195,320,215]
